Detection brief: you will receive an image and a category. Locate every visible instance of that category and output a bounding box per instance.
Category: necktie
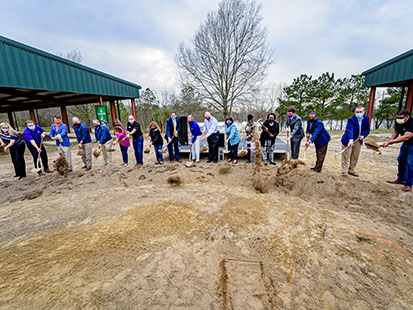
[173,119,177,137]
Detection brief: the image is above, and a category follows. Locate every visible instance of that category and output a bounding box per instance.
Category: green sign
[95,105,108,124]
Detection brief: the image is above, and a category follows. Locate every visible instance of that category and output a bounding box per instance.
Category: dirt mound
[218,164,232,174]
[167,175,182,186]
[53,153,69,176]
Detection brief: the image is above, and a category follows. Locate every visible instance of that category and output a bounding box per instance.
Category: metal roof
[0,35,141,112]
[361,49,413,88]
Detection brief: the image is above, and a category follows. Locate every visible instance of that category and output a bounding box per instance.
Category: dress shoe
[44,169,53,173]
[342,174,349,178]
[349,172,359,177]
[85,168,92,171]
[386,180,405,185]
[402,186,411,192]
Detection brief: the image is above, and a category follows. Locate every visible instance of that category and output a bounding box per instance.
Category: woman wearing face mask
[148,122,163,164]
[382,110,413,192]
[259,113,279,165]
[113,120,130,166]
[0,122,26,179]
[225,117,241,164]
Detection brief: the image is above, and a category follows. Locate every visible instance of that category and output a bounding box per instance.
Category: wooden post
[110,99,117,125]
[406,82,413,113]
[367,87,376,125]
[99,96,103,106]
[60,105,70,133]
[7,111,16,129]
[131,98,137,120]
[29,109,36,124]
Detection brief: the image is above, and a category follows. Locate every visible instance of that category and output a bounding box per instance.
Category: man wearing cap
[305,112,331,173]
[165,112,181,163]
[72,117,92,171]
[50,115,72,171]
[203,111,220,163]
[93,119,113,168]
[23,120,52,176]
[260,113,279,165]
[285,106,304,160]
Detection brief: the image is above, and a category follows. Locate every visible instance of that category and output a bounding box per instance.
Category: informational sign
[95,105,108,124]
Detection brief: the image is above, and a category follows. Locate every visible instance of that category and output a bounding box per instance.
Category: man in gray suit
[285,106,304,159]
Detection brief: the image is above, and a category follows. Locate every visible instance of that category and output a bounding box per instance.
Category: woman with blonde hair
[0,122,26,179]
[113,119,130,166]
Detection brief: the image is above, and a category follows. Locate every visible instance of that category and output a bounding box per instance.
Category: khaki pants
[82,142,92,168]
[191,136,200,162]
[59,146,72,170]
[341,140,362,175]
[101,140,113,168]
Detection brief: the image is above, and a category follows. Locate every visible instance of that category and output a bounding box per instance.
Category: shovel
[286,130,291,160]
[335,138,360,160]
[31,137,44,174]
[185,150,193,167]
[200,136,208,153]
[159,139,173,154]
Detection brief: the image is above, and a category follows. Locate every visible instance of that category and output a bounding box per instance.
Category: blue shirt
[73,123,92,144]
[341,115,370,147]
[23,125,44,146]
[189,121,202,143]
[306,118,331,148]
[203,116,219,137]
[95,124,112,144]
[50,123,71,147]
[225,123,241,146]
[0,132,24,149]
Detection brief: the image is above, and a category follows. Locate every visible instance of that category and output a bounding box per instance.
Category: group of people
[0,107,411,192]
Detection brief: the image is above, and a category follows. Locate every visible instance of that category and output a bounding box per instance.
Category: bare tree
[176,0,273,117]
[57,50,83,63]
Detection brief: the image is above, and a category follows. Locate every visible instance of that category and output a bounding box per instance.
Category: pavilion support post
[29,109,36,124]
[131,99,137,120]
[398,87,406,112]
[110,99,117,125]
[60,105,70,133]
[7,111,16,130]
[367,87,376,125]
[99,96,103,106]
[406,82,413,114]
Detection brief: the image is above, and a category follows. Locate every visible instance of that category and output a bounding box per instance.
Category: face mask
[114,124,119,127]
[151,127,156,131]
[206,117,210,120]
[1,128,9,133]
[54,120,61,125]
[269,119,274,123]
[396,118,406,125]
[288,114,293,118]
[28,125,35,130]
[355,113,363,119]
[188,121,193,125]
[172,116,176,119]
[128,120,134,124]
[309,118,315,123]
[226,121,231,125]
[74,123,80,128]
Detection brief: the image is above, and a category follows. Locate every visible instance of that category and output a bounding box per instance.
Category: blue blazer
[341,115,370,146]
[95,124,112,145]
[73,123,92,144]
[306,118,330,148]
[165,117,180,139]
[50,123,71,147]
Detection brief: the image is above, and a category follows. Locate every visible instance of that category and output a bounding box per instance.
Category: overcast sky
[1,0,412,93]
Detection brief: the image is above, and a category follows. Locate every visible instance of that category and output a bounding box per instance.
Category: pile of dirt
[218,164,232,174]
[167,175,182,186]
[53,153,69,176]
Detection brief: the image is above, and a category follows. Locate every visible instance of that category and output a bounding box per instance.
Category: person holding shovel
[225,117,241,164]
[285,106,304,160]
[0,122,26,179]
[50,115,72,172]
[188,115,202,163]
[340,107,370,178]
[148,121,163,164]
[305,112,331,173]
[165,112,181,163]
[260,113,279,165]
[113,120,130,166]
[72,117,92,171]
[382,110,413,192]
[126,115,144,165]
[203,111,220,163]
[23,120,52,176]
[93,119,113,168]
[245,114,256,163]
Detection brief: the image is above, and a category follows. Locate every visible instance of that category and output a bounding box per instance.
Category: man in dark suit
[341,106,370,178]
[165,112,181,163]
[285,106,304,159]
[306,112,331,172]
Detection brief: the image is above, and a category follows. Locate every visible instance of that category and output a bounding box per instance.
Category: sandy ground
[0,134,412,309]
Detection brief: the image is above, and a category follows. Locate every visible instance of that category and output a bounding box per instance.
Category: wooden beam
[7,111,16,129]
[367,87,376,125]
[60,105,70,133]
[29,109,36,124]
[131,99,136,120]
[110,99,117,125]
[99,96,103,106]
[406,82,413,113]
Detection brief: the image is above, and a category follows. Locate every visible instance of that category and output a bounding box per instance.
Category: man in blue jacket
[73,117,92,171]
[305,112,331,173]
[341,107,370,178]
[165,112,181,163]
[50,115,72,171]
[93,119,113,168]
